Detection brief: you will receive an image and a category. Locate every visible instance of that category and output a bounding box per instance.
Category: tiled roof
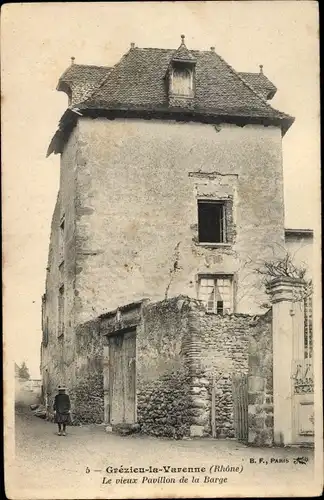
[48,41,294,156]
[76,46,291,124]
[57,64,112,104]
[238,71,277,100]
[171,35,196,63]
[57,64,111,90]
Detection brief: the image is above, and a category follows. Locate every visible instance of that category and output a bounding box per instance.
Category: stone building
[41,37,313,441]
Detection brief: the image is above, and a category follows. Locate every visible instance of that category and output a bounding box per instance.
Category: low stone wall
[100,296,272,439]
[41,295,272,438]
[136,297,271,439]
[136,297,192,438]
[137,367,192,438]
[248,310,274,446]
[186,302,253,437]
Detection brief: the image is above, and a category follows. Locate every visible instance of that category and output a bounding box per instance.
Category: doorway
[108,329,136,424]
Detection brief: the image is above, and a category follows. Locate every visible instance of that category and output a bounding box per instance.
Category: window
[198,201,226,243]
[199,276,233,314]
[304,295,313,359]
[43,317,49,347]
[172,68,191,96]
[59,262,64,285]
[58,285,65,337]
[59,215,65,263]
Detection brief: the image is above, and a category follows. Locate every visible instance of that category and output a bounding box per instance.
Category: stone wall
[43,316,104,424]
[99,296,271,439]
[248,310,274,446]
[41,126,105,422]
[42,114,284,426]
[42,288,272,435]
[72,117,285,323]
[186,300,254,437]
[136,297,192,438]
[70,318,104,424]
[41,125,78,407]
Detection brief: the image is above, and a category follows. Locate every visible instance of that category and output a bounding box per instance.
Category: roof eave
[46,106,294,157]
[172,57,197,65]
[267,88,277,100]
[281,115,295,136]
[56,79,71,93]
[46,108,80,157]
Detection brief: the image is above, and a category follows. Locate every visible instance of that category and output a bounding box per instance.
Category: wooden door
[109,329,136,424]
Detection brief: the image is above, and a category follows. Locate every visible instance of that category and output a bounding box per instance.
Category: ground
[7,405,317,499]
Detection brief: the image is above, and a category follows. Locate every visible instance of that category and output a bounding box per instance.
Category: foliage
[254,252,306,284]
[18,361,30,380]
[253,251,312,303]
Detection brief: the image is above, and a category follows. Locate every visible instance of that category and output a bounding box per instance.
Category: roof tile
[75,47,291,123]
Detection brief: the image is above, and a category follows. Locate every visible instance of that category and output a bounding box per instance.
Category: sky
[2,2,320,378]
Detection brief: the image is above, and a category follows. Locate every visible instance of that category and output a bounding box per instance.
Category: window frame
[197,199,227,245]
[198,274,234,315]
[171,67,192,96]
[58,284,65,338]
[59,215,65,264]
[43,317,49,347]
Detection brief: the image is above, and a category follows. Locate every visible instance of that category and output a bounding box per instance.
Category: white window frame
[198,275,233,314]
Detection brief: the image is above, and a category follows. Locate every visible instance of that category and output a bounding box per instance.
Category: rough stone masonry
[101,296,272,439]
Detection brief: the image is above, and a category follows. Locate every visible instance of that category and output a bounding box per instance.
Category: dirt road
[6,405,317,499]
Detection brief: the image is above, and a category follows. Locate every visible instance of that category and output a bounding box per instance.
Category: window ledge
[196,242,232,248]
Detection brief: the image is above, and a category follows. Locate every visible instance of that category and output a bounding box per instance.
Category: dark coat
[53,393,71,414]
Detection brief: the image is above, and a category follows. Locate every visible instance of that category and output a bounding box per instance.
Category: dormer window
[172,67,192,96]
[167,35,196,107]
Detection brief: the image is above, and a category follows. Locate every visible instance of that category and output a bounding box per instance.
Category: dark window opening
[59,262,64,285]
[216,300,224,314]
[59,216,65,263]
[198,201,226,243]
[43,317,49,347]
[58,285,65,338]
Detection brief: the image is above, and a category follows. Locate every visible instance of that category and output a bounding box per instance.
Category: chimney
[71,56,75,65]
[210,47,215,52]
[259,64,263,74]
[130,42,135,49]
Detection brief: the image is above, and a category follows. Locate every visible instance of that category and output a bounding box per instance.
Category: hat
[58,385,66,391]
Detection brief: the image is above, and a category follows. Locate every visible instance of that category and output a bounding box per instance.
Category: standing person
[53,385,71,436]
